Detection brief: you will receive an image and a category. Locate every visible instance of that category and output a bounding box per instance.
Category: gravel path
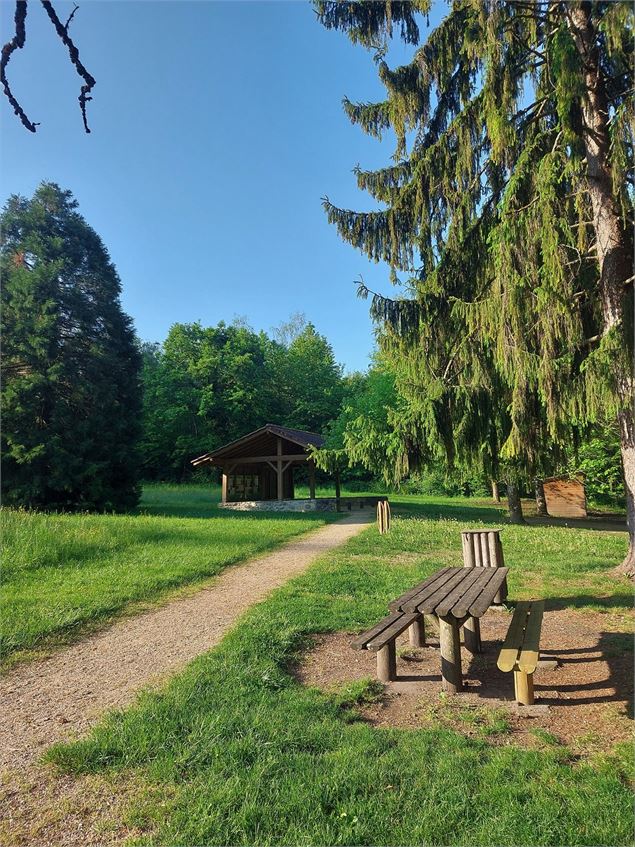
[0,511,371,774]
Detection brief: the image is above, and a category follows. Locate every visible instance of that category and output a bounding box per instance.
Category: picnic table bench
[353,566,509,691]
[497,600,545,705]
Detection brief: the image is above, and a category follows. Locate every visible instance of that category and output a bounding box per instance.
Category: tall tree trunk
[568,4,635,573]
[491,480,500,502]
[534,478,548,517]
[618,408,635,576]
[506,480,524,524]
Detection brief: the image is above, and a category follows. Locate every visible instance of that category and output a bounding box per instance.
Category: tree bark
[491,480,500,502]
[534,478,548,517]
[506,480,525,524]
[567,4,635,572]
[618,408,635,576]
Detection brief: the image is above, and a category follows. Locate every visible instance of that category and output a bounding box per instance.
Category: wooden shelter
[192,424,334,504]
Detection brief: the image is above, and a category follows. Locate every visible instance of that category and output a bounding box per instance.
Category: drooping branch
[1,1,38,132]
[40,0,95,133]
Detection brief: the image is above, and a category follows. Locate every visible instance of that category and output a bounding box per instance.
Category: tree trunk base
[615,540,635,580]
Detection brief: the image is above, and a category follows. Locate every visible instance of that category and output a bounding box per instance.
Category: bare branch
[64,3,79,32]
[40,0,95,133]
[1,1,38,132]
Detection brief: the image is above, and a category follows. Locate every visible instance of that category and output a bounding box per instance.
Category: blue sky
[1,1,443,372]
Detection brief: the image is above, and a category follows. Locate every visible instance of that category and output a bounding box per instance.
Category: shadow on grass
[542,594,635,612]
[136,502,341,524]
[393,499,628,534]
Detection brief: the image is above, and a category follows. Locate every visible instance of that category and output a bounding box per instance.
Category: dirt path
[0,511,371,774]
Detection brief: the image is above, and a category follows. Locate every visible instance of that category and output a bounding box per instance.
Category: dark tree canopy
[317,0,634,562]
[1,183,142,510]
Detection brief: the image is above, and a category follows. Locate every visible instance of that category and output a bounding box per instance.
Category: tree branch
[40,0,95,133]
[1,1,38,132]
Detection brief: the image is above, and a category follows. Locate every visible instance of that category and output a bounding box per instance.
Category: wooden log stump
[439,616,462,693]
[514,670,535,705]
[408,616,426,647]
[463,616,481,653]
[377,641,397,682]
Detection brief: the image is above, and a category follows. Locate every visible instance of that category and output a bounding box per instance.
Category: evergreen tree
[317,1,634,567]
[1,183,142,510]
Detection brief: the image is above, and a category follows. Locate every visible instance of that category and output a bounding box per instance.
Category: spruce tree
[1,183,142,510]
[317,1,634,568]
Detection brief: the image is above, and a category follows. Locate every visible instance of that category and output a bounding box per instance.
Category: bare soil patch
[296,609,634,752]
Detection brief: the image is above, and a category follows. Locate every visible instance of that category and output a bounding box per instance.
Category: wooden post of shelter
[221,471,228,504]
[276,437,283,500]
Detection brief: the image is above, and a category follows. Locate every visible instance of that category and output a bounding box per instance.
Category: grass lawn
[47,494,633,846]
[1,484,337,666]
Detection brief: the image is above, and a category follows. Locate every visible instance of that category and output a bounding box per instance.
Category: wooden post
[377,641,396,682]
[439,617,462,693]
[308,460,316,499]
[409,616,426,647]
[276,437,283,500]
[514,670,534,705]
[385,501,391,531]
[377,502,384,533]
[462,532,475,567]
[221,472,228,503]
[463,616,481,653]
[335,469,341,500]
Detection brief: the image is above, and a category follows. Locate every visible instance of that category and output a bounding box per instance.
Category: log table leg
[439,616,462,693]
[463,616,482,653]
[514,670,534,705]
[377,641,397,682]
[409,616,426,647]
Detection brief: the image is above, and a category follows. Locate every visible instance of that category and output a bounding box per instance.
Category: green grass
[1,484,338,664]
[46,495,633,845]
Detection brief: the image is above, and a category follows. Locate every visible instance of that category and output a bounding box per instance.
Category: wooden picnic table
[389,566,509,693]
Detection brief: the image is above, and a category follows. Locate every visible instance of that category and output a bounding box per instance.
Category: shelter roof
[191,424,324,466]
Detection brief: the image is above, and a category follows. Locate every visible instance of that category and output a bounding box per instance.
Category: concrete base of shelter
[218,496,386,513]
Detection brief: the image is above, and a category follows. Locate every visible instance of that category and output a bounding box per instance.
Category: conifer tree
[317,0,634,568]
[1,183,142,510]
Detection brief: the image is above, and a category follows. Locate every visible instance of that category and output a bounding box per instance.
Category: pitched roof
[191,424,324,466]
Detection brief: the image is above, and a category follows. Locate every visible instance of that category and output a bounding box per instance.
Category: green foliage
[0,183,141,511]
[568,423,624,507]
[47,497,632,845]
[317,1,633,510]
[0,484,335,663]
[140,318,344,481]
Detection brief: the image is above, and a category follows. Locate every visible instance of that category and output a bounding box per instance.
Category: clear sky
[1,1,443,373]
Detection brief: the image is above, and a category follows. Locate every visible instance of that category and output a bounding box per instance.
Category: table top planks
[393,566,509,621]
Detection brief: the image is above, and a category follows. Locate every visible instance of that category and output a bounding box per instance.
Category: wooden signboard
[543,477,587,518]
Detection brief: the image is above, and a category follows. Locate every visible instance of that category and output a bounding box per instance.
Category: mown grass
[47,496,633,845]
[1,484,337,664]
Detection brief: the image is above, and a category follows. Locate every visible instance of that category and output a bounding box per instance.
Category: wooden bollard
[377,500,391,534]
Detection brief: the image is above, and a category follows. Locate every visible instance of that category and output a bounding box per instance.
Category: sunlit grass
[1,485,337,664]
[46,496,633,845]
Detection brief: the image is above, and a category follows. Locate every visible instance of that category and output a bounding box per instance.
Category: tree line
[1,182,625,519]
